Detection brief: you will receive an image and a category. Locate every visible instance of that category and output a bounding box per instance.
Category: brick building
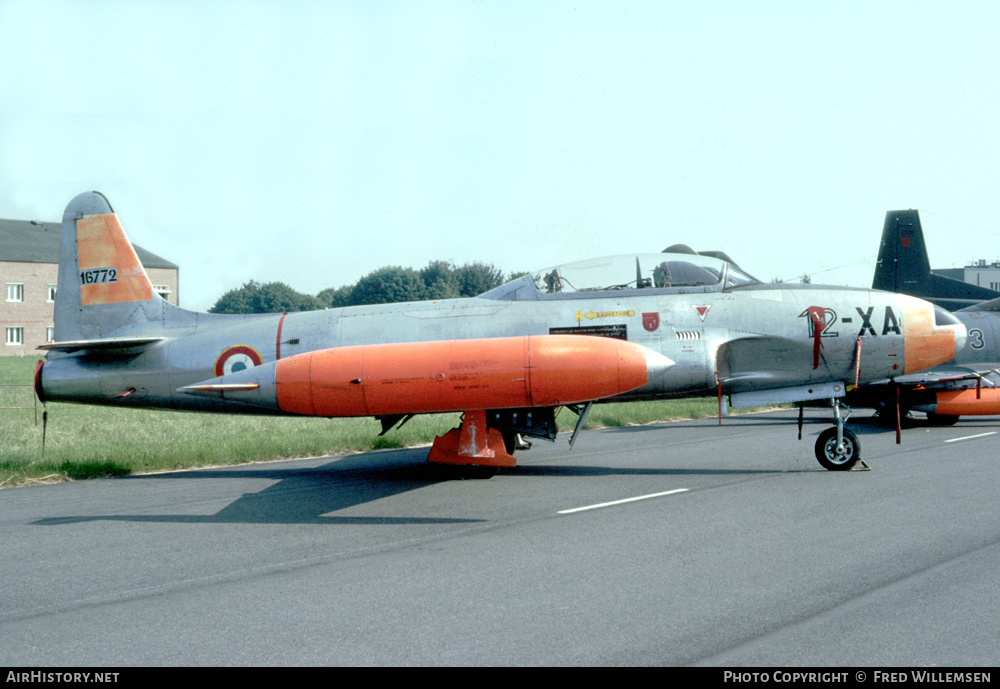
[1,218,178,356]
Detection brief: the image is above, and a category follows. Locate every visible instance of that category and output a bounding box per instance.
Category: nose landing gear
[807,399,869,471]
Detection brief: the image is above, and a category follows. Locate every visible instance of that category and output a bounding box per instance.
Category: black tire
[501,430,517,456]
[451,464,501,480]
[814,427,861,471]
[926,412,960,426]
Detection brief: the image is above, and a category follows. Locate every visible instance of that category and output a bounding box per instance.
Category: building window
[6,283,24,302]
[152,284,172,300]
[46,326,55,343]
[6,327,23,345]
[47,285,57,302]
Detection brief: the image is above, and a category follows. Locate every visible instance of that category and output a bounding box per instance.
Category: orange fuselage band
[902,303,956,375]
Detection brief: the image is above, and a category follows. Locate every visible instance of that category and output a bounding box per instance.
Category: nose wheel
[811,398,867,471]
[815,427,861,470]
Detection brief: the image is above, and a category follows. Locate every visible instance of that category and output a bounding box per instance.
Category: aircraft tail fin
[54,192,182,343]
[872,209,999,309]
[873,210,933,294]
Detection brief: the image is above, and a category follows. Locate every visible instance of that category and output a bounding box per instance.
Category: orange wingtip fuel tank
[917,388,1000,416]
[182,335,673,417]
[276,335,671,417]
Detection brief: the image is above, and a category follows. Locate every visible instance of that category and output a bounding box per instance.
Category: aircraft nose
[901,297,965,374]
[934,304,968,352]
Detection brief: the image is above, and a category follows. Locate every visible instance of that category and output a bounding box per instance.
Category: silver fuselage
[39,279,954,415]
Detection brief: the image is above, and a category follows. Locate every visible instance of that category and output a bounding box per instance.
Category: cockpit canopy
[480,253,760,301]
[532,253,758,295]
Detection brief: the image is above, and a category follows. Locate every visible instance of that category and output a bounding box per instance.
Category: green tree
[349,266,427,306]
[209,281,323,314]
[317,285,354,308]
[315,260,517,308]
[454,262,506,296]
[420,260,461,300]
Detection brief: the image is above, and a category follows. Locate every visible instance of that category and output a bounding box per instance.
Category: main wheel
[814,427,861,471]
[450,464,501,480]
[501,430,517,455]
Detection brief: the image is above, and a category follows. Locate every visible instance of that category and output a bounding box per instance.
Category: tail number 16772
[80,268,118,284]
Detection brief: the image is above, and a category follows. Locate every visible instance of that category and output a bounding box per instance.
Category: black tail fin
[872,210,999,310]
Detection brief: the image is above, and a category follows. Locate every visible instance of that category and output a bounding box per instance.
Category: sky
[3,1,1000,311]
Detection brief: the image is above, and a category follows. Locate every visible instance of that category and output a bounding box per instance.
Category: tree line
[209,261,527,314]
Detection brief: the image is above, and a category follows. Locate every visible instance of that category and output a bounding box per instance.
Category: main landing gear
[423,407,562,479]
[802,399,867,471]
[425,409,516,479]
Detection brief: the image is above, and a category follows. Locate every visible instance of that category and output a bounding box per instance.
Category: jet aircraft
[872,210,1000,310]
[849,209,1000,426]
[34,192,966,473]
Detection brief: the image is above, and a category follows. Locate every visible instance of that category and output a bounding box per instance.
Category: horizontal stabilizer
[38,337,164,353]
[179,383,262,396]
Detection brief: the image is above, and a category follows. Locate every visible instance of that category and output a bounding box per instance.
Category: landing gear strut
[813,399,866,471]
[426,409,516,479]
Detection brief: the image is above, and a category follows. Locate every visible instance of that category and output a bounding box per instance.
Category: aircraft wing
[870,363,1000,387]
[959,296,1000,313]
[869,363,1000,420]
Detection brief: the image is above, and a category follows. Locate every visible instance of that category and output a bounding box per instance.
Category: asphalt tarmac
[2,409,998,666]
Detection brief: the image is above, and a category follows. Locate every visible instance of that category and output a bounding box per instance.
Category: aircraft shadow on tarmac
[33,449,484,527]
[614,408,1000,437]
[35,409,1000,528]
[32,437,804,527]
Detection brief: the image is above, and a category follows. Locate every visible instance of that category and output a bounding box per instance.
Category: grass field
[1,355,729,487]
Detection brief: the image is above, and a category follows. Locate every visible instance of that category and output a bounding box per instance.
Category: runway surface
[2,409,999,666]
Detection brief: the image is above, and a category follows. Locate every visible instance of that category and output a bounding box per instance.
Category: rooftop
[0,219,177,269]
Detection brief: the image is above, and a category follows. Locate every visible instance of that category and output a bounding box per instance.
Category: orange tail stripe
[76,213,153,305]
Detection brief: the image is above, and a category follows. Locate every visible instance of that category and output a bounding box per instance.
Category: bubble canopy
[531,253,759,295]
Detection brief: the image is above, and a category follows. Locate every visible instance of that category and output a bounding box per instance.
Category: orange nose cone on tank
[900,296,966,374]
[274,335,671,417]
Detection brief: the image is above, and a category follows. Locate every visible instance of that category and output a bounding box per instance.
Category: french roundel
[214,345,264,377]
